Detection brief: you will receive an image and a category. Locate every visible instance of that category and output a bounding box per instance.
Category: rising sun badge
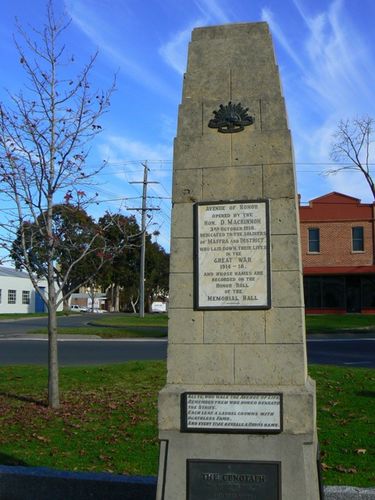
[208,102,254,133]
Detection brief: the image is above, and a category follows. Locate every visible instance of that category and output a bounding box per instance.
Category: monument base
[156,378,320,500]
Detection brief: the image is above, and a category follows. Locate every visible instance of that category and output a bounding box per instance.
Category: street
[0,335,374,367]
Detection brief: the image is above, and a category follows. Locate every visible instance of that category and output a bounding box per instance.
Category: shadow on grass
[0,452,28,466]
[0,391,46,407]
[356,390,375,398]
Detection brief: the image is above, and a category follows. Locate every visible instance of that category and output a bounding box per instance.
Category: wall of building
[0,275,42,314]
[300,192,375,269]
[0,269,63,314]
[300,220,374,267]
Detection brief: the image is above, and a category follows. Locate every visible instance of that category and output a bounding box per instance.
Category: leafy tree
[328,116,375,199]
[11,203,102,311]
[97,213,141,312]
[0,2,115,408]
[145,238,169,311]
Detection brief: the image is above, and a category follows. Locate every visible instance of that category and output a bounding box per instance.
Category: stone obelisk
[157,22,320,500]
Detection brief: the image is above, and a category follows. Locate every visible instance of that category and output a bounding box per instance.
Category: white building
[0,267,61,314]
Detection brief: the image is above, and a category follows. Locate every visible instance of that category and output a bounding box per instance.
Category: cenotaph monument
[157,22,321,500]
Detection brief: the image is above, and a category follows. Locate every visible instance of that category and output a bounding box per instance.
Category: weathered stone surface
[234,344,307,386]
[266,307,305,344]
[271,234,301,271]
[202,165,263,200]
[272,270,304,307]
[270,197,300,234]
[167,344,234,384]
[232,129,294,166]
[263,163,297,198]
[173,135,231,170]
[168,273,193,309]
[168,309,203,344]
[203,310,265,344]
[171,203,193,238]
[170,238,194,274]
[172,168,202,203]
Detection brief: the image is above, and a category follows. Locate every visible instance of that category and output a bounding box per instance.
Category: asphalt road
[0,313,94,336]
[0,339,167,366]
[0,336,374,367]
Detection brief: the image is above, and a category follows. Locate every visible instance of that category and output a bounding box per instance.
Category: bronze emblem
[208,102,254,133]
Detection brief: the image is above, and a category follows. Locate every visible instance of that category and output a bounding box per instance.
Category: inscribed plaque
[181,393,282,433]
[194,200,270,309]
[187,460,281,500]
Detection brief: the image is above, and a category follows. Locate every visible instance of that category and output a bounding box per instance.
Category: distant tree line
[11,203,169,313]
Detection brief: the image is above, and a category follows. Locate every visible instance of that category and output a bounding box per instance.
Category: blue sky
[1,0,375,251]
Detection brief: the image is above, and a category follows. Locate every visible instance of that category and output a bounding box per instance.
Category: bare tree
[0,2,116,408]
[328,116,375,199]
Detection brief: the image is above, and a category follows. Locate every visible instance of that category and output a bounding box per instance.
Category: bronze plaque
[187,460,280,500]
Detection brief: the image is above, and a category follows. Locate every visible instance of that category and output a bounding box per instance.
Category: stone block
[188,26,275,73]
[270,197,299,235]
[173,135,231,170]
[266,307,305,344]
[182,70,231,101]
[191,22,271,42]
[263,163,296,198]
[202,165,263,200]
[259,97,288,131]
[231,65,282,99]
[272,270,304,307]
[167,344,234,384]
[234,344,307,385]
[170,238,193,274]
[203,310,265,343]
[172,168,202,203]
[171,203,194,239]
[231,129,293,166]
[271,234,301,271]
[168,273,193,309]
[168,309,203,344]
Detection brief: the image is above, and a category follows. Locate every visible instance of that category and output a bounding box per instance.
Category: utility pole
[129,162,159,317]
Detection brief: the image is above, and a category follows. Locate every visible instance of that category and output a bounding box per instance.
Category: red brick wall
[299,192,375,270]
[300,220,374,267]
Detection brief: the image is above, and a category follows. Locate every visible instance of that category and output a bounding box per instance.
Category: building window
[0,289,2,303]
[22,291,30,305]
[8,290,16,304]
[352,227,364,252]
[308,228,320,253]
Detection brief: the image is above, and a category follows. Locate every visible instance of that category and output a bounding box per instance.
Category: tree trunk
[48,278,59,408]
[62,295,70,315]
[114,283,120,312]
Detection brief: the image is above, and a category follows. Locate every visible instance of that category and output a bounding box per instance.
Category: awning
[303,266,375,276]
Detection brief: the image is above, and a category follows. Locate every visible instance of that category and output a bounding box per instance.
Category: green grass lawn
[91,313,168,327]
[0,362,374,486]
[30,313,168,338]
[30,326,167,338]
[306,314,375,333]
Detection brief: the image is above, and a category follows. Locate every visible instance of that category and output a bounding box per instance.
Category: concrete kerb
[324,486,375,499]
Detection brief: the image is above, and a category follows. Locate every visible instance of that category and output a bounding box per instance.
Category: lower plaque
[187,460,280,500]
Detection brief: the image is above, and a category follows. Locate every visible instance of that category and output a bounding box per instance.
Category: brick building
[299,192,375,313]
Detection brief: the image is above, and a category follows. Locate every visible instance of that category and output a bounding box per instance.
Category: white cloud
[102,135,173,163]
[159,22,201,75]
[261,8,304,71]
[65,0,177,100]
[193,0,232,24]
